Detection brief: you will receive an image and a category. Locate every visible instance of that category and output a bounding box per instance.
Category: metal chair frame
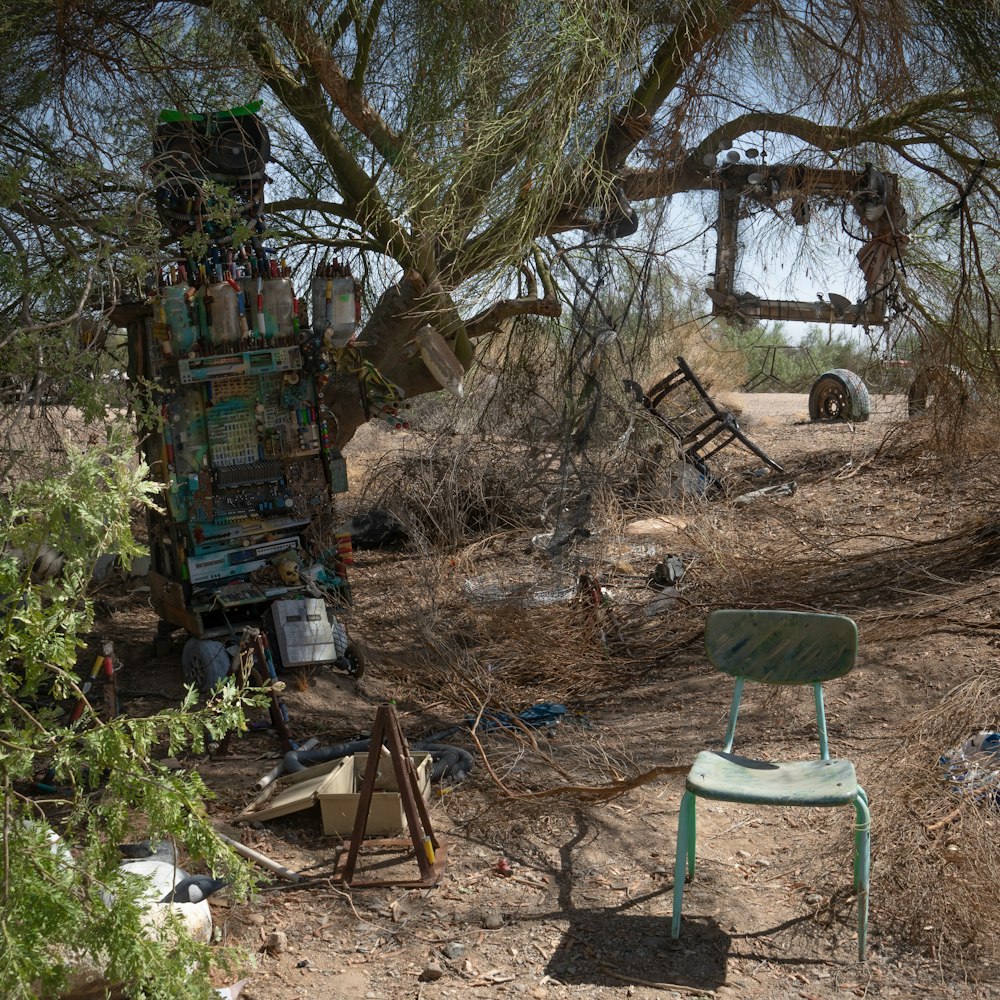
[671,609,870,962]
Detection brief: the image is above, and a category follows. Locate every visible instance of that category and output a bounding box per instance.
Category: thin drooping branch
[267,196,349,217]
[261,1,410,174]
[597,0,763,173]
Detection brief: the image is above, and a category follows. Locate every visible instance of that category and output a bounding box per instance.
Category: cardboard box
[246,749,432,837]
[318,751,432,837]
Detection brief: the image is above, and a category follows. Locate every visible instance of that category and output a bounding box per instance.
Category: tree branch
[261,1,408,172]
[350,0,384,88]
[687,91,998,164]
[464,247,561,339]
[463,291,561,340]
[321,2,356,49]
[597,0,763,173]
[619,104,1000,202]
[687,112,860,161]
[234,13,414,266]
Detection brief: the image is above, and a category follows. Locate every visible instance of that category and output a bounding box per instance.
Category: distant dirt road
[725,391,908,426]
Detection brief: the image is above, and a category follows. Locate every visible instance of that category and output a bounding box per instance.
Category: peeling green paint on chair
[671,609,870,962]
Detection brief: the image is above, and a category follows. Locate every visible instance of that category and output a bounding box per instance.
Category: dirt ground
[88,391,1000,1000]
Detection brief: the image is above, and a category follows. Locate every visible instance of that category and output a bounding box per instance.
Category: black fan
[154,122,204,175]
[205,116,270,176]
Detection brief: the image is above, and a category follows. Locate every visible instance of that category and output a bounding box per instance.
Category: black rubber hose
[414,742,475,781]
[281,739,475,781]
[282,741,371,774]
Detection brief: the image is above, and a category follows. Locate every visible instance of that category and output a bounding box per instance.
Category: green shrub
[0,430,259,999]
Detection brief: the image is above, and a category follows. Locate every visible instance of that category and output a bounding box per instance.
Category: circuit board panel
[131,107,359,654]
[136,304,349,635]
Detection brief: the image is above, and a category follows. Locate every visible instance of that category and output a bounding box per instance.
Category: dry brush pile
[869,668,1000,968]
[343,317,1000,965]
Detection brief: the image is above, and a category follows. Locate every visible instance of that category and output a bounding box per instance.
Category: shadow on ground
[545,907,729,991]
[518,807,730,992]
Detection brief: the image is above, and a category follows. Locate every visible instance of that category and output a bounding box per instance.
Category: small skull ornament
[277,559,299,585]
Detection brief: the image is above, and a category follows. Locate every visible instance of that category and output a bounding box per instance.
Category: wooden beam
[710,297,886,326]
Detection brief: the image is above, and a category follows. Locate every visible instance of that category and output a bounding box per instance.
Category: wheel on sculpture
[340,641,367,680]
[181,638,232,693]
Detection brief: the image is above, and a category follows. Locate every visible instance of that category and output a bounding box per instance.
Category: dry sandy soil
[87,391,1000,1000]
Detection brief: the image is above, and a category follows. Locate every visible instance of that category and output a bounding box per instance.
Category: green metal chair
[671,609,870,961]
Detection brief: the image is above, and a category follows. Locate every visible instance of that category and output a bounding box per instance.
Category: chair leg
[853,788,871,962]
[672,791,695,938]
[687,791,697,878]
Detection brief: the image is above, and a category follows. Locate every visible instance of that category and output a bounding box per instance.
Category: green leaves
[0,432,261,998]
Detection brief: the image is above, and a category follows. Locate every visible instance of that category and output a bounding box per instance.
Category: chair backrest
[705,609,858,758]
[705,609,857,684]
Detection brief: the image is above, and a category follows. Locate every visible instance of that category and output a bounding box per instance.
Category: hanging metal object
[705,163,907,327]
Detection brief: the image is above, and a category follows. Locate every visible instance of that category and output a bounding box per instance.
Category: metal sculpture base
[335,703,446,889]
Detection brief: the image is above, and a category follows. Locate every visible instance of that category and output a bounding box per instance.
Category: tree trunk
[322,273,467,448]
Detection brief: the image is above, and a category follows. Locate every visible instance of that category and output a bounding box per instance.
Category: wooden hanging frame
[334,704,446,888]
[707,163,906,327]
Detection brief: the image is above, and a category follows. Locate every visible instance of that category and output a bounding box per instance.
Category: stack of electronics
[129,104,359,674]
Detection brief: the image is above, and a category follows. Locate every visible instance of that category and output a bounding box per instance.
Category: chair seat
[686,751,858,806]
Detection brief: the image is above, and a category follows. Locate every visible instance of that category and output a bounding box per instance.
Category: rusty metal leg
[339,707,389,884]
[251,632,293,751]
[337,704,447,888]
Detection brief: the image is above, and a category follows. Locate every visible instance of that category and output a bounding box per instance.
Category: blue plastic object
[940,731,1000,803]
[467,702,567,733]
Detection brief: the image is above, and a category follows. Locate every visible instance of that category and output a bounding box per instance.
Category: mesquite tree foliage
[1,3,999,994]
[3,0,1000,442]
[0,436,260,999]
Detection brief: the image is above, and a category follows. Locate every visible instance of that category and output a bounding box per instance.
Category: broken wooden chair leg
[335,703,446,888]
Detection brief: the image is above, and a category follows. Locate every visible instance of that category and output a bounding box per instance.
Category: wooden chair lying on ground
[623,355,785,475]
[671,609,871,961]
